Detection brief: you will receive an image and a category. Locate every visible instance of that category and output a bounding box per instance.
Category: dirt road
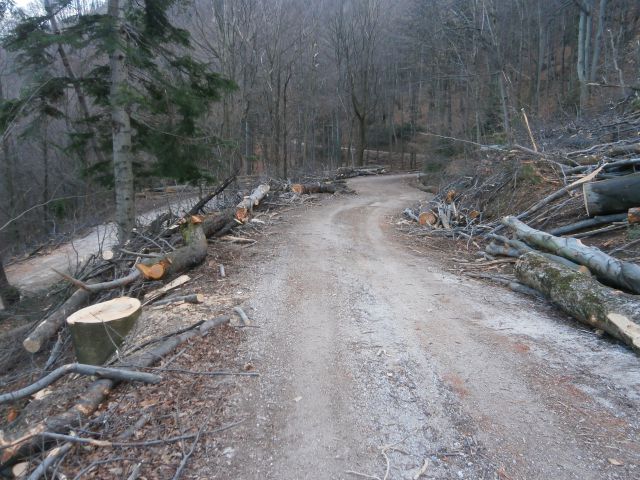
[205,174,639,479]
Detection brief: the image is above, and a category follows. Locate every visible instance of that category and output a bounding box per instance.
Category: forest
[1,2,640,479]
[0,0,638,256]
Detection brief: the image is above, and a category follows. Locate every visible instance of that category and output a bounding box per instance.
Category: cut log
[23,288,92,354]
[515,253,640,353]
[291,183,336,194]
[583,173,640,216]
[67,297,141,365]
[418,210,438,226]
[502,216,640,294]
[0,315,230,465]
[202,209,234,237]
[549,213,628,236]
[235,184,270,223]
[629,207,640,225]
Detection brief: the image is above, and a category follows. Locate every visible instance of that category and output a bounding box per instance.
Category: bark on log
[629,207,640,225]
[502,216,640,293]
[549,213,628,236]
[0,363,160,404]
[235,184,270,223]
[515,253,640,353]
[291,183,336,194]
[1,316,230,465]
[67,297,142,365]
[583,173,640,216]
[23,288,92,354]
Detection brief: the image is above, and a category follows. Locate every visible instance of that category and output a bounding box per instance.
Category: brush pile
[402,110,640,354]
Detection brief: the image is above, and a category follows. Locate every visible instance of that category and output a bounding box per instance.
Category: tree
[329,0,382,167]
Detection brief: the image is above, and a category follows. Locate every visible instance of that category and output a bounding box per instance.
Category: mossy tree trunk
[516,253,640,353]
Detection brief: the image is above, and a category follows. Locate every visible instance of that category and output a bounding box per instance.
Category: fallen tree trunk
[515,253,640,353]
[0,363,160,404]
[549,213,628,236]
[291,183,336,194]
[235,184,270,223]
[67,297,142,365]
[583,173,640,216]
[336,165,386,179]
[1,315,230,465]
[502,216,640,294]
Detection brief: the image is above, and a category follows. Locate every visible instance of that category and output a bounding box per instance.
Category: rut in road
[201,175,640,479]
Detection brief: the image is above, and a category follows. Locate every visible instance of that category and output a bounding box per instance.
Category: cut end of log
[102,250,115,261]
[67,297,141,325]
[628,207,640,225]
[445,190,456,204]
[418,211,438,226]
[235,207,250,223]
[23,337,41,354]
[606,313,640,350]
[136,262,166,280]
[291,184,304,194]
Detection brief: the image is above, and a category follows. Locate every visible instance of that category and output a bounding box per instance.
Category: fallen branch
[186,172,237,216]
[152,294,204,306]
[25,443,72,480]
[0,363,161,405]
[549,213,628,236]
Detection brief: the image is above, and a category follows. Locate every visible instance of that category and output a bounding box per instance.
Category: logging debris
[400,124,640,353]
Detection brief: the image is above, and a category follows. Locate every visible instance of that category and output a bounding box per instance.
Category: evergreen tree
[3,0,235,242]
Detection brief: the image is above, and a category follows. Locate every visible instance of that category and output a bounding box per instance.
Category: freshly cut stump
[67,297,141,365]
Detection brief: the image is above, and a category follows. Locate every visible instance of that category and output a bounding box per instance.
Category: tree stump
[67,297,141,365]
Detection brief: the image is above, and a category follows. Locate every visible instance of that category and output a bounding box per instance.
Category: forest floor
[6,173,640,479]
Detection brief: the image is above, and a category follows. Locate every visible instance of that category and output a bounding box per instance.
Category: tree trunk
[583,173,640,216]
[109,0,135,244]
[0,257,20,308]
[515,253,640,353]
[502,216,640,294]
[67,297,141,365]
